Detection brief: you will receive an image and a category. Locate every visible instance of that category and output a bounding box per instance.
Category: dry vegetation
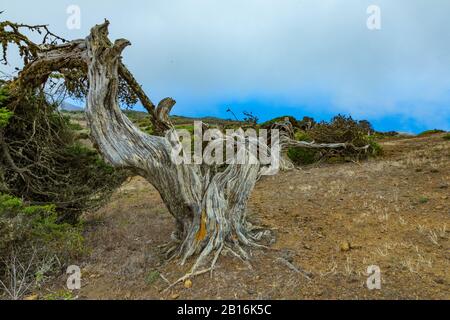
[41,132,449,300]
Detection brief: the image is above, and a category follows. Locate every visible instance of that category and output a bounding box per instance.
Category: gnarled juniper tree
[1,19,368,278]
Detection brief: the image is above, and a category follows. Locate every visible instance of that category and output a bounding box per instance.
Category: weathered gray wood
[84,22,266,272]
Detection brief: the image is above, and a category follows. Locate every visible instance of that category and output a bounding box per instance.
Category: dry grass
[41,133,449,299]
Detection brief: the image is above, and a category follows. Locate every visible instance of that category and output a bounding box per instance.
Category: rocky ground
[43,133,449,299]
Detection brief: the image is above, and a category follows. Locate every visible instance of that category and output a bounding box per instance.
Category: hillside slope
[45,133,449,299]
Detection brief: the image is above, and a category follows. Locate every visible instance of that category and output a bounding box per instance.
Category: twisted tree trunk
[85,22,268,273]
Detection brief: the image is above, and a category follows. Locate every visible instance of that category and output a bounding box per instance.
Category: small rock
[340,241,351,252]
[438,184,448,189]
[170,293,180,300]
[436,206,443,210]
[246,289,256,295]
[303,244,312,250]
[184,279,193,289]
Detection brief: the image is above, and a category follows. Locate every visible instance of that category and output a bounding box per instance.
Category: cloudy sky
[2,0,450,132]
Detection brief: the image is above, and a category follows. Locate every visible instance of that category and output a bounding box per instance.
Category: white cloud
[2,0,450,130]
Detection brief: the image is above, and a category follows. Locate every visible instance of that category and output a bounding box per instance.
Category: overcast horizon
[2,0,450,133]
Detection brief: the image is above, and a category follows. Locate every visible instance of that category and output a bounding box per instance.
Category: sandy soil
[45,133,449,299]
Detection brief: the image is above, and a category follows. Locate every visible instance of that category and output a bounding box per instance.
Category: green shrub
[55,143,128,221]
[0,194,84,299]
[67,121,84,131]
[260,116,299,128]
[0,107,13,129]
[418,196,429,204]
[367,135,383,156]
[308,115,381,160]
[143,126,153,135]
[287,147,319,165]
[418,129,445,136]
[175,124,195,134]
[288,115,382,165]
[443,133,450,141]
[287,115,383,165]
[43,290,76,300]
[371,131,398,140]
[0,84,129,223]
[294,130,312,142]
[145,270,160,285]
[0,194,84,255]
[287,130,319,165]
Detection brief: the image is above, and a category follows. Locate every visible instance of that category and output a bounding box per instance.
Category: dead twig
[162,268,212,293]
[276,257,312,281]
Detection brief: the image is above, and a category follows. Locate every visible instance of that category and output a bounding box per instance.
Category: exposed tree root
[162,268,212,293]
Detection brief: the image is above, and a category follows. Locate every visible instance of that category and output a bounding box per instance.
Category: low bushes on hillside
[0,83,128,299]
[418,129,446,136]
[0,194,84,299]
[288,115,381,165]
[0,85,129,224]
[261,116,300,129]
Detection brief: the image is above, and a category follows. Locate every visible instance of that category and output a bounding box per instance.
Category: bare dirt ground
[46,133,449,299]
